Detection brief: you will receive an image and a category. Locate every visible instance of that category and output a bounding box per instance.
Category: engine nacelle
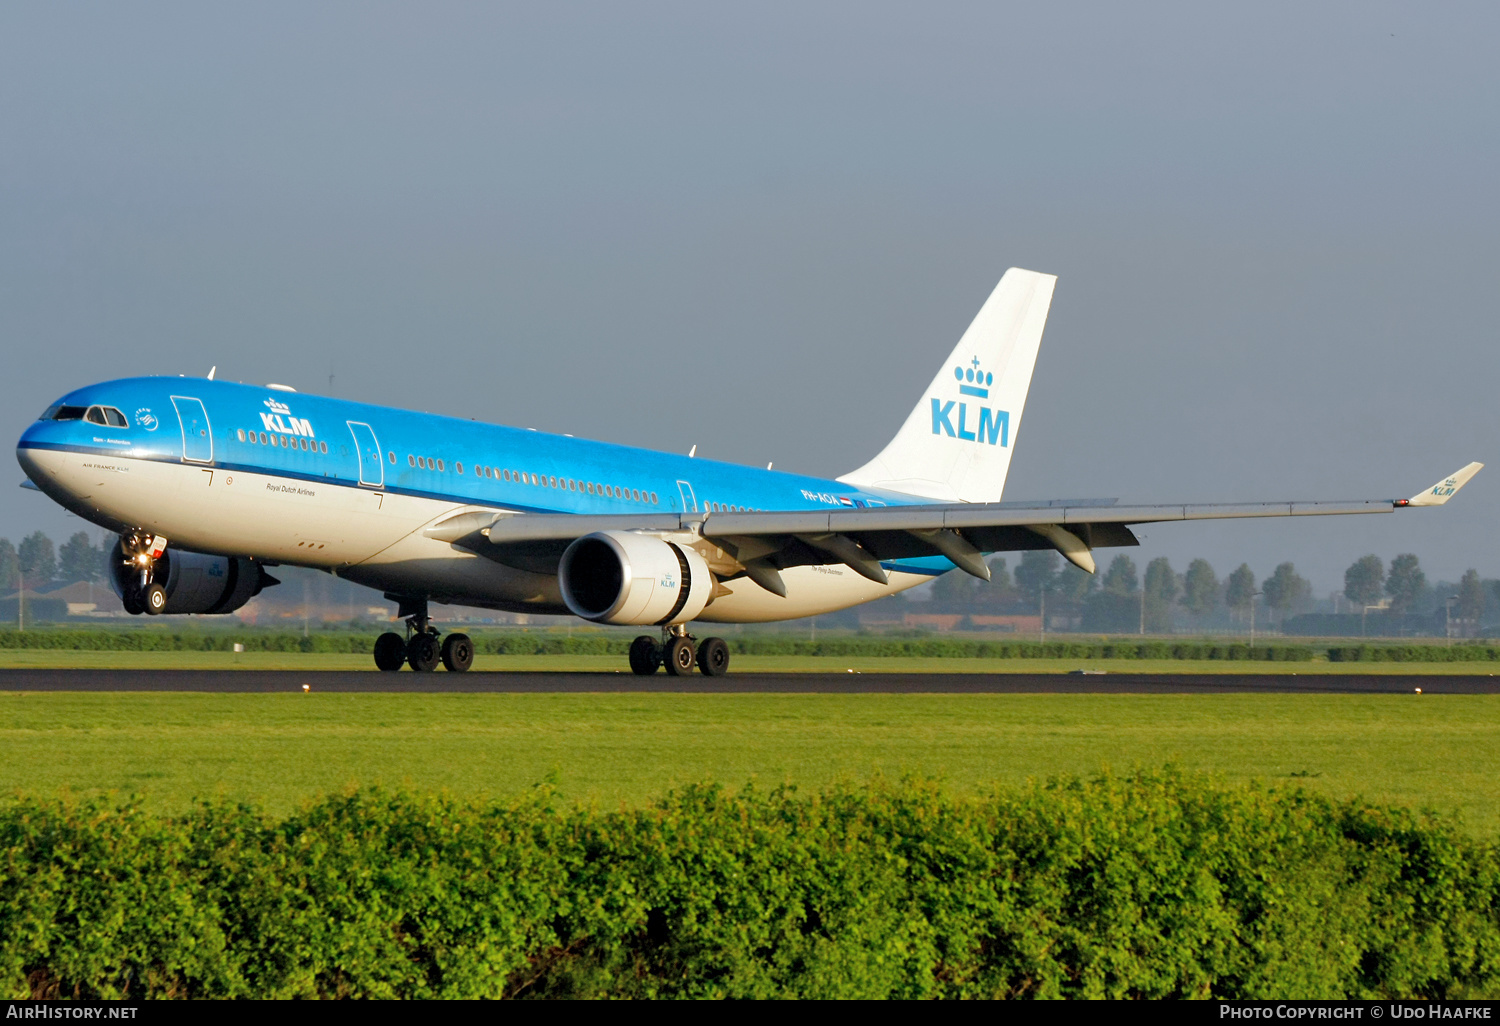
[109,539,276,615]
[559,531,713,625]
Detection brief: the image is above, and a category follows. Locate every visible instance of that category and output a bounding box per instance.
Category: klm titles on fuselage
[930,358,1008,446]
[260,398,315,439]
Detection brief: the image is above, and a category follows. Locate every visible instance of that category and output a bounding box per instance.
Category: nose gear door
[347,421,384,487]
[171,396,214,463]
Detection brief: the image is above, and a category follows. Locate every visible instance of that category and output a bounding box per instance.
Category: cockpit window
[83,406,128,427]
[44,405,88,421]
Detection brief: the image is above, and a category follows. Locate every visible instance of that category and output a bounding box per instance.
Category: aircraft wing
[427,462,1481,589]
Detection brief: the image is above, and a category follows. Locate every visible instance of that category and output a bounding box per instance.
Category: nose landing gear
[116,531,169,615]
[628,625,731,677]
[372,595,473,672]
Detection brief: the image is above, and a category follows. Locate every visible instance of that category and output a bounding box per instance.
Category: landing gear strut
[116,530,168,616]
[372,595,472,672]
[628,626,731,677]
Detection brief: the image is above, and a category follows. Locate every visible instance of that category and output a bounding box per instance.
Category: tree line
[0,531,107,592]
[928,549,1491,633]
[2,528,1492,634]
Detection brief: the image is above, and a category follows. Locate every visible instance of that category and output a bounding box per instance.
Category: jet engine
[109,539,277,615]
[559,531,713,625]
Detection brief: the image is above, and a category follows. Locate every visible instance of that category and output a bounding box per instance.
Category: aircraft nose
[16,417,66,481]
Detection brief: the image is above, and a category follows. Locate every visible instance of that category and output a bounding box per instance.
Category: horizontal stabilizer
[1405,462,1483,506]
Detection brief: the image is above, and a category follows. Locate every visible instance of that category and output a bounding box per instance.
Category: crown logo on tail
[954,356,992,398]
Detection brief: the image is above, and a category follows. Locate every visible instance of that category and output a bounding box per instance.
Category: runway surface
[2,669,1498,694]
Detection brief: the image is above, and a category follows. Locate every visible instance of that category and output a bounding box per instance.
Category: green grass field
[3,692,1497,835]
[3,648,1500,673]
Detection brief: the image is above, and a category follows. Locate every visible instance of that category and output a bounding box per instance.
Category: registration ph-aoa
[16,269,1480,676]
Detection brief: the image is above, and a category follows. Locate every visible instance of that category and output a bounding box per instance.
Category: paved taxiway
[1,669,1497,694]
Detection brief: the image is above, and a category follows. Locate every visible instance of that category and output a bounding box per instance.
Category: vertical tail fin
[838,267,1056,502]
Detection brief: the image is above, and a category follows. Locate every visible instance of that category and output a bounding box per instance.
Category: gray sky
[3,2,1497,595]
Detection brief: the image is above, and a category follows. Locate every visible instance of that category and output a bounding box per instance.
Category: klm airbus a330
[15,269,1482,675]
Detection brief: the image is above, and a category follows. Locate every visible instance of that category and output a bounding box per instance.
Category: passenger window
[651,493,658,504]
[388,451,395,463]
[237,429,246,442]
[259,432,268,445]
[437,459,445,472]
[408,455,415,467]
[456,462,464,475]
[320,441,327,454]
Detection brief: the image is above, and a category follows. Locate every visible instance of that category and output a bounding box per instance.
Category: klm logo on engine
[260,398,315,439]
[931,357,1008,446]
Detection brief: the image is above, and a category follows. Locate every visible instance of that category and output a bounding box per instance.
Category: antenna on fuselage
[688,444,697,458]
[207,366,216,380]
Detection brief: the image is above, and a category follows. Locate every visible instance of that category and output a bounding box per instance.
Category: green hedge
[726,638,1315,661]
[13,629,1500,662]
[1328,645,1500,663]
[2,772,1497,999]
[0,630,1317,661]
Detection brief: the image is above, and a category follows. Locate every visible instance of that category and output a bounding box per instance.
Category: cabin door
[346,421,384,488]
[171,396,214,464]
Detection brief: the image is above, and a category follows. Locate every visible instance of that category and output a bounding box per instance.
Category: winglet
[1404,462,1484,506]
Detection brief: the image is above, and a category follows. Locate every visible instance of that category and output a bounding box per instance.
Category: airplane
[15,268,1482,676]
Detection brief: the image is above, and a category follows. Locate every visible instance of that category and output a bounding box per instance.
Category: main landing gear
[373,596,473,673]
[117,530,169,616]
[629,625,730,677]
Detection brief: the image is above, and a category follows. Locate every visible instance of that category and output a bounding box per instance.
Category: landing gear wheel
[407,633,440,672]
[663,636,696,676]
[373,632,406,672]
[441,633,474,672]
[697,637,730,677]
[123,592,144,615]
[629,635,662,675]
[143,583,168,615]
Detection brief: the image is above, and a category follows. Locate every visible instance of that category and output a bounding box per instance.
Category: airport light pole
[1249,590,1262,649]
[1446,594,1459,643]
